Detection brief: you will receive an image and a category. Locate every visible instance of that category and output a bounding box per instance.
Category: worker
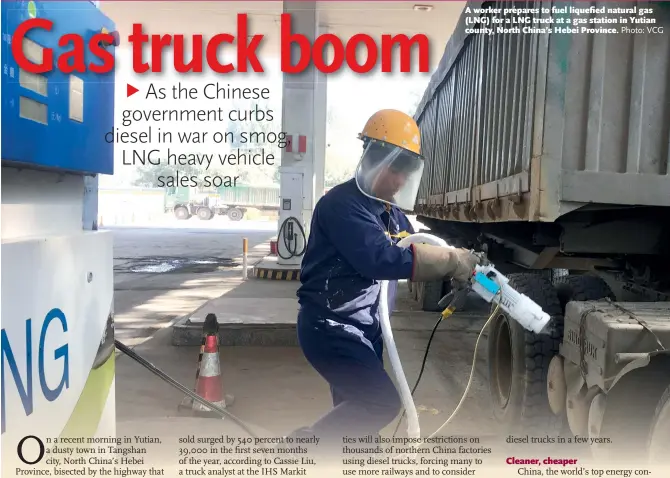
[288,109,481,456]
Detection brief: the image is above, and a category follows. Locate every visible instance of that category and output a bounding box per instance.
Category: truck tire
[554,274,615,312]
[174,206,190,220]
[227,208,244,221]
[648,383,670,462]
[197,207,214,221]
[487,273,564,435]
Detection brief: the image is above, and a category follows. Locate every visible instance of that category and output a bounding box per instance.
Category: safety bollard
[242,237,248,280]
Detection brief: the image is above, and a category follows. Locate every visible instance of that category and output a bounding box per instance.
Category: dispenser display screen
[19,69,48,96]
[19,96,47,125]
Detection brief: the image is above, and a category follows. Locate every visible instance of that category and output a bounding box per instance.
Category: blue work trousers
[295,307,402,452]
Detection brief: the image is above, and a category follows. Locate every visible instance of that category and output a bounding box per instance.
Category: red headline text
[11,14,430,75]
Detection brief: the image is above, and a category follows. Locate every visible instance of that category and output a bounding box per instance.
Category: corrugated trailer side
[415,0,670,224]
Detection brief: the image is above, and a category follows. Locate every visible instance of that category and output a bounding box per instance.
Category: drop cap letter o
[18,435,45,465]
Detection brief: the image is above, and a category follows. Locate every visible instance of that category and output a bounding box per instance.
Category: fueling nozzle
[438,250,490,319]
[438,280,471,320]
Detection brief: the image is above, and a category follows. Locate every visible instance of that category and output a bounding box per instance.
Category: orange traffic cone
[179,314,234,418]
[178,336,206,414]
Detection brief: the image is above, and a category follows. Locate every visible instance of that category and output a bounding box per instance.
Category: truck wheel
[487,273,565,435]
[197,207,213,221]
[174,206,190,220]
[227,208,243,221]
[554,274,615,312]
[648,383,670,463]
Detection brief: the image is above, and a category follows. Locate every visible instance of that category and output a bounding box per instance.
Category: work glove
[411,243,481,283]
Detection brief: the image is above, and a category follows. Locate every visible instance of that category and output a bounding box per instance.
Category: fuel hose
[381,232,454,440]
[277,216,307,259]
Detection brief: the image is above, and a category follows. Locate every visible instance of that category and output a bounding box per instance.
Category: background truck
[411,0,669,460]
[165,185,280,221]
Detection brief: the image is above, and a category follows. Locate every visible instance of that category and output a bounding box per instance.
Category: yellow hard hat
[358,109,422,156]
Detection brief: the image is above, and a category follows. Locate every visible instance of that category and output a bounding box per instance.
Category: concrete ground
[110,217,276,346]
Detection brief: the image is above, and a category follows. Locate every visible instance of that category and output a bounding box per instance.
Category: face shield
[354,139,425,211]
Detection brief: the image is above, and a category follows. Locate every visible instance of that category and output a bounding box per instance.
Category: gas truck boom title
[12,13,430,75]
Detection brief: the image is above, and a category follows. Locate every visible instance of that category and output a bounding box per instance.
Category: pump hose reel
[278,216,307,260]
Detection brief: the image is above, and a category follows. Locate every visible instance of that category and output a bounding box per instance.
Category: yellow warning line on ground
[254,268,300,281]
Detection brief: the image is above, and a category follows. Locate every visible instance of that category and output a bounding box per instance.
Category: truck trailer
[412,0,670,461]
[165,185,280,221]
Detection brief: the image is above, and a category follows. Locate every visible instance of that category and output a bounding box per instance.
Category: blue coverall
[295,178,416,446]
